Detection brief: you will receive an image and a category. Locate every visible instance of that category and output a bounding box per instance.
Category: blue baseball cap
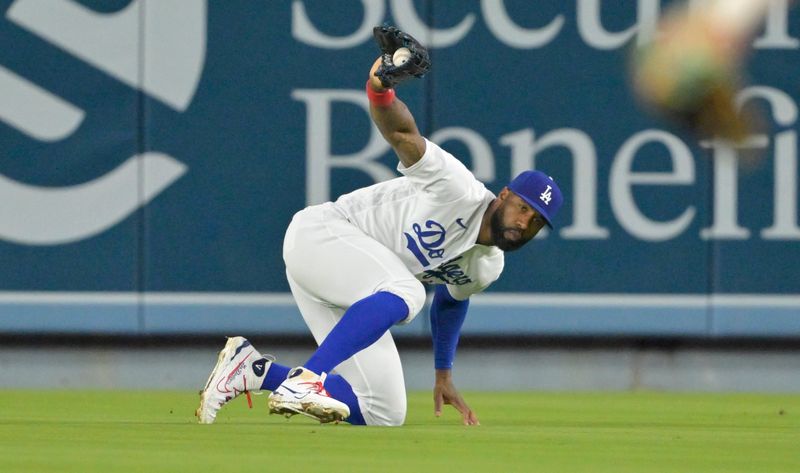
[507,170,563,228]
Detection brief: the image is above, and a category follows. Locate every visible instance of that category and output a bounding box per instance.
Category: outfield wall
[1,1,798,337]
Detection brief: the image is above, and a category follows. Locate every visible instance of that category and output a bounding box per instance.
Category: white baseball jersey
[332,138,504,300]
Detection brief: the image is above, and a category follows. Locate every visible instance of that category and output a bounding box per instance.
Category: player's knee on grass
[380,278,426,325]
[362,396,407,426]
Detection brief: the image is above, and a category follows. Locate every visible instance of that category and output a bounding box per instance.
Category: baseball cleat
[268,367,350,423]
[196,336,274,424]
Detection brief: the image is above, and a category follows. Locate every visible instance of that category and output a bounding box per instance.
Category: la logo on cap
[507,170,563,228]
[540,185,553,205]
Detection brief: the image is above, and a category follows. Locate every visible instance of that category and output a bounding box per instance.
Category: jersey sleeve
[397,138,486,204]
[445,247,505,301]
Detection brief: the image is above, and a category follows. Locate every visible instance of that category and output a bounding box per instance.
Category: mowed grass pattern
[0,391,797,472]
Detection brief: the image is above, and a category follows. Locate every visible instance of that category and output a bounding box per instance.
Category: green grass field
[0,390,797,472]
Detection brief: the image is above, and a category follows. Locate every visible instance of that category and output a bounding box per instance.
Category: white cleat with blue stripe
[196,336,273,424]
[268,367,350,424]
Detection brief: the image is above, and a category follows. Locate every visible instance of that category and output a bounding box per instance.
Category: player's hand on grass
[434,369,480,426]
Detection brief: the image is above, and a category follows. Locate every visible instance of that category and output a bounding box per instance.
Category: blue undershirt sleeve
[430,284,469,370]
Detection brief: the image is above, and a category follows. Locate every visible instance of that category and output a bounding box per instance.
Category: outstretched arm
[430,284,479,426]
[367,58,426,168]
[366,25,430,168]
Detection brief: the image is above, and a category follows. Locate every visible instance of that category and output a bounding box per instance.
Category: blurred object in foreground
[630,0,776,143]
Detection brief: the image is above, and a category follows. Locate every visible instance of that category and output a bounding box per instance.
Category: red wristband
[366,80,396,107]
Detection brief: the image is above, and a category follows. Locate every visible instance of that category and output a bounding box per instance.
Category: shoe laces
[242,354,276,407]
[299,372,331,397]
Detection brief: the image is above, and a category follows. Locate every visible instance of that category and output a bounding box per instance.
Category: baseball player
[196,26,563,426]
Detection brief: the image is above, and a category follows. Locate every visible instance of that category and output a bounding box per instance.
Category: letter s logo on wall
[0,0,206,245]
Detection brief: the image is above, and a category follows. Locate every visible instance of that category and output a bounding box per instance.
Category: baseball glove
[372,25,431,88]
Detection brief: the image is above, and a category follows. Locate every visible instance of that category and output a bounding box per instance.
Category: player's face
[490,191,547,252]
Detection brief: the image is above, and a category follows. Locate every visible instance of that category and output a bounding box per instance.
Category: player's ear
[498,187,510,200]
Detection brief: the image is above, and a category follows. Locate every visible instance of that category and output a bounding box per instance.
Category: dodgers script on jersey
[333,139,504,300]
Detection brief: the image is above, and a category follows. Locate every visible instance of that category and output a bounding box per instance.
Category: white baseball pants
[282,202,427,426]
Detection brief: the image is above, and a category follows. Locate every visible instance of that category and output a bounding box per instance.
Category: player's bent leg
[281,204,424,425]
[335,329,408,426]
[196,336,274,424]
[284,275,408,425]
[266,345,406,426]
[303,291,410,376]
